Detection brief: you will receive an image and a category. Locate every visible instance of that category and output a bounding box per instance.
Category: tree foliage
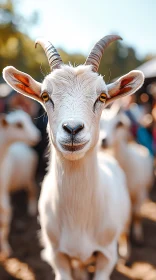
[0,0,147,84]
[98,42,143,82]
[0,0,49,81]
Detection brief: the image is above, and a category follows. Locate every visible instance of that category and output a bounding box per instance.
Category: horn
[85,35,122,72]
[35,38,63,71]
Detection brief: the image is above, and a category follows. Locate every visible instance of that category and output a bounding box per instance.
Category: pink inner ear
[113,76,134,97]
[120,76,134,88]
[14,73,30,86]
[16,83,37,95]
[13,73,37,96]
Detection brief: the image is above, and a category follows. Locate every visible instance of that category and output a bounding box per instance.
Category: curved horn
[85,35,122,72]
[35,38,63,71]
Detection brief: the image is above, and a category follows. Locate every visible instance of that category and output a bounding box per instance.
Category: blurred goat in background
[99,101,154,246]
[0,110,41,258]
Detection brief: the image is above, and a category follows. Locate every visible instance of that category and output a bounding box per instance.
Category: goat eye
[99,93,107,103]
[16,122,23,129]
[116,121,124,128]
[41,91,50,103]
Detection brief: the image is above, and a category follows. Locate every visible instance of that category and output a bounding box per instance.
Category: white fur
[0,110,40,257]
[2,62,144,279]
[38,66,131,279]
[100,106,154,242]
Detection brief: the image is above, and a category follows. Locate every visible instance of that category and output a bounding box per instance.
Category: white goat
[0,110,41,257]
[3,35,144,279]
[100,105,154,243]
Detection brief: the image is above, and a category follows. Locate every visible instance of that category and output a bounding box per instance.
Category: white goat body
[100,108,154,242]
[0,110,40,257]
[3,35,144,279]
[4,143,38,194]
[39,147,130,269]
[114,139,153,199]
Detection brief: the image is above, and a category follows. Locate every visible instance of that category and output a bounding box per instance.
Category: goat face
[2,36,144,160]
[42,65,108,160]
[5,110,41,146]
[100,108,131,148]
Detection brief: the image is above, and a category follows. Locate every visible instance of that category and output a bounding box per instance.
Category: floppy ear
[106,70,144,106]
[2,66,43,104]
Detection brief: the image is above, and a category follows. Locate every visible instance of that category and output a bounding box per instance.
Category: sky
[15,0,156,59]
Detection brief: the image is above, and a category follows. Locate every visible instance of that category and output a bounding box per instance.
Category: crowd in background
[119,82,156,157]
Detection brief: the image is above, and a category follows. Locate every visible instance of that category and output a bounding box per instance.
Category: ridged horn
[85,35,122,72]
[35,38,63,71]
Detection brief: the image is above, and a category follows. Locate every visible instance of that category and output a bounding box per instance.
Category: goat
[100,104,154,244]
[0,110,41,257]
[3,35,144,279]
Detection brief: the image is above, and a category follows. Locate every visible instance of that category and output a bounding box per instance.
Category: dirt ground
[1,174,156,280]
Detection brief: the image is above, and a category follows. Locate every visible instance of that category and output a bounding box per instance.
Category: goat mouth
[60,142,88,152]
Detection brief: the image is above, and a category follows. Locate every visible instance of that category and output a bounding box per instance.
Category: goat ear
[106,70,144,106]
[3,66,43,104]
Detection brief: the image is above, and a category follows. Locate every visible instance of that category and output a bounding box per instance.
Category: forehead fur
[43,64,106,96]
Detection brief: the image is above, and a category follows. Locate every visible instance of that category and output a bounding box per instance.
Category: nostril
[62,123,73,134]
[62,122,84,135]
[72,124,84,135]
[102,138,107,148]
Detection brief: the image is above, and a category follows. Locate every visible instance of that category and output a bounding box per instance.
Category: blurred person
[152,106,156,155]
[121,95,154,155]
[0,98,5,113]
[138,113,154,156]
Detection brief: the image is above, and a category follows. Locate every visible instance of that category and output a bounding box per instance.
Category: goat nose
[62,123,84,135]
[102,138,107,148]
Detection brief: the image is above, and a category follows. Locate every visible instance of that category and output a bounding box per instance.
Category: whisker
[34,111,47,120]
[40,64,46,78]
[40,64,50,78]
[108,68,111,84]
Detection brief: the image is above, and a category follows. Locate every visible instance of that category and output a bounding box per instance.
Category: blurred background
[0,0,156,279]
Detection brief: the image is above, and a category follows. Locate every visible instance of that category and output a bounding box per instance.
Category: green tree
[0,0,150,84]
[0,0,48,80]
[98,41,143,82]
